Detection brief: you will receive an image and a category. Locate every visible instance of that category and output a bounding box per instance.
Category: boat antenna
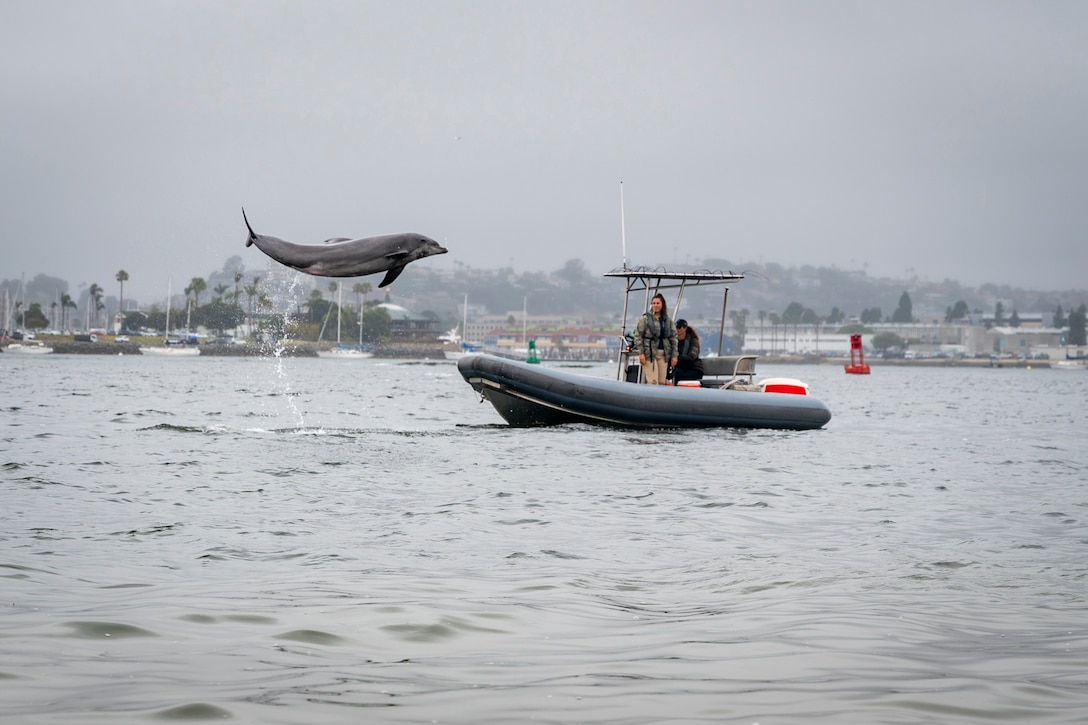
[619,181,627,271]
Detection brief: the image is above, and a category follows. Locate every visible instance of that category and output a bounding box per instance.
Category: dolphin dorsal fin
[242,207,258,247]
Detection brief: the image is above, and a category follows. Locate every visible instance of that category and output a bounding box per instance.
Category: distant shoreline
[3,341,1055,368]
[1,340,449,359]
[762,354,1044,368]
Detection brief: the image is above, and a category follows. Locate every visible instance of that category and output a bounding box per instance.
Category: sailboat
[317,284,373,359]
[140,279,199,356]
[444,294,481,360]
[5,339,53,354]
[3,276,54,353]
[1,275,53,353]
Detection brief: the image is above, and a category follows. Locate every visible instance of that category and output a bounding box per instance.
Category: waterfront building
[377,302,443,342]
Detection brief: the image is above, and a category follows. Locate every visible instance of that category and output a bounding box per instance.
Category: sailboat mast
[164,278,172,341]
[16,273,25,331]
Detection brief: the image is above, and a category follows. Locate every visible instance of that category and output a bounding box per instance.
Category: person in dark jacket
[672,319,704,382]
[633,293,678,385]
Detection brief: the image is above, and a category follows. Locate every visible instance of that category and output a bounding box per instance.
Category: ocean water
[2,353,1086,724]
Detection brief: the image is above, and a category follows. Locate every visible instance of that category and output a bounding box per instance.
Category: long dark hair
[677,319,700,342]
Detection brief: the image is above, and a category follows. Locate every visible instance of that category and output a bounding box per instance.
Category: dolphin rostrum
[242,208,447,287]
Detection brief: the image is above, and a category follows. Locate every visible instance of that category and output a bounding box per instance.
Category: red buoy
[845,333,871,374]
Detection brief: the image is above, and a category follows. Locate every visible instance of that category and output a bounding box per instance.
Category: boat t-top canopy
[605,265,746,361]
[603,266,745,291]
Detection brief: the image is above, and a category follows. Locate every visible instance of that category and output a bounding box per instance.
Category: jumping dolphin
[242,208,448,287]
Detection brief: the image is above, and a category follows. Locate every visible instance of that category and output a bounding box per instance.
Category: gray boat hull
[457,355,831,430]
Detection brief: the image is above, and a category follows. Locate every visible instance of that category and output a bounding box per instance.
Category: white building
[742,325,855,355]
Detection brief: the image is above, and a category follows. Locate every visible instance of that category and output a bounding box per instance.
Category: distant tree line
[6,258,1087,348]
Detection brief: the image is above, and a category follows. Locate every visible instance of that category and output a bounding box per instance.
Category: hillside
[4,257,1085,333]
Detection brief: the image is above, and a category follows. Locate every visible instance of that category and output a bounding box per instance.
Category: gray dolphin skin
[242,208,448,287]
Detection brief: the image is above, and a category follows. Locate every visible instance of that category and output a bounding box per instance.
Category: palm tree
[188,277,207,307]
[782,302,804,354]
[308,288,324,324]
[50,300,58,331]
[88,283,103,328]
[352,282,372,316]
[115,269,129,332]
[232,272,243,306]
[244,276,261,339]
[729,308,748,352]
[317,282,338,341]
[213,283,229,303]
[94,284,106,329]
[60,293,76,332]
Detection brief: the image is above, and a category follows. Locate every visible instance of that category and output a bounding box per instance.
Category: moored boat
[444,342,482,361]
[4,340,54,354]
[457,267,831,430]
[443,294,484,360]
[316,284,374,358]
[140,339,200,356]
[139,279,200,355]
[317,344,374,359]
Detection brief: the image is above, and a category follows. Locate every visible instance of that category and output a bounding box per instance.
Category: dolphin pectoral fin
[385,251,411,260]
[378,265,407,288]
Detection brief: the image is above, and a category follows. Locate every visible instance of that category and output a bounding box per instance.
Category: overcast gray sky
[3,0,1086,302]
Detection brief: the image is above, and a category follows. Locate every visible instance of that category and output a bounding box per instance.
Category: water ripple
[1,359,1086,723]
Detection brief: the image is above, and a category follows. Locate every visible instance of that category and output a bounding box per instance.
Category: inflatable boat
[458,353,831,429]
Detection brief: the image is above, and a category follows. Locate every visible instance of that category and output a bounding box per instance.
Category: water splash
[253,270,313,429]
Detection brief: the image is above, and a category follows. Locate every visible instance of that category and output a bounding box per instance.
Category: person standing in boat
[672,319,704,383]
[633,292,678,385]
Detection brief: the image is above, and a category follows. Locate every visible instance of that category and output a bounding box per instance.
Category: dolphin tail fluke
[378,265,406,288]
[242,207,257,247]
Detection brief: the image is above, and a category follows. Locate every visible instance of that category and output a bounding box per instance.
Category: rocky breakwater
[198,343,317,357]
[200,342,445,358]
[50,341,142,355]
[373,342,447,359]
